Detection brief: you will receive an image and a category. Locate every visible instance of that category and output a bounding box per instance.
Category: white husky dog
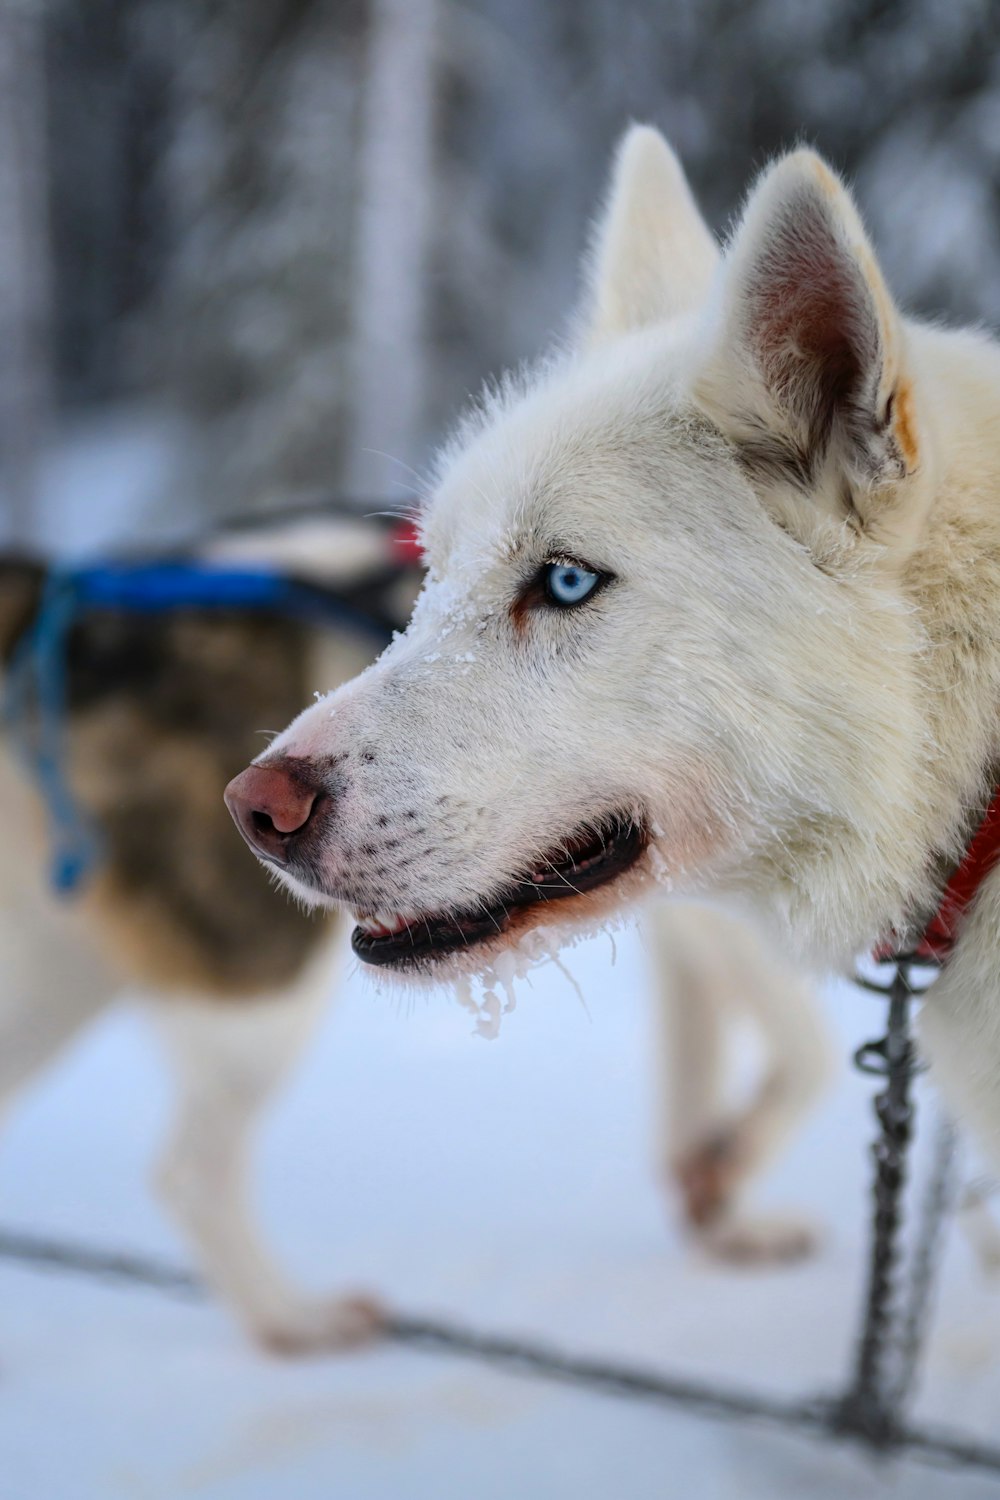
[228,126,1000,1173]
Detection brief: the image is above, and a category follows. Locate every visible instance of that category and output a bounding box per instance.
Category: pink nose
[224,760,320,865]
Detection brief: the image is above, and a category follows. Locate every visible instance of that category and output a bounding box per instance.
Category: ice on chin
[453,908,636,1040]
[456,840,677,1038]
[360,839,671,1038]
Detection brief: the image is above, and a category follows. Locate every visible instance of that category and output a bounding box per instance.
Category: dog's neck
[903,324,1000,834]
[740,321,1000,967]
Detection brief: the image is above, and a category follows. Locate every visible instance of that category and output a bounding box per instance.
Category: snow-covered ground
[3,925,1000,1500]
[4,412,1000,1496]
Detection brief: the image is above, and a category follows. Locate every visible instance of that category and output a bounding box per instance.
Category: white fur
[265,127,1000,1167]
[580,126,719,346]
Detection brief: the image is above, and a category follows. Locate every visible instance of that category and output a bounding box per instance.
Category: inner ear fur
[0,555,44,663]
[579,125,719,349]
[696,150,919,504]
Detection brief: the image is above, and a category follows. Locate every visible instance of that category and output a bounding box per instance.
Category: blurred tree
[557,0,1000,327]
[0,0,52,542]
[158,0,368,522]
[46,0,168,407]
[347,0,437,500]
[33,0,1000,530]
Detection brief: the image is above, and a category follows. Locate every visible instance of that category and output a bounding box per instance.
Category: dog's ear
[694,150,922,525]
[0,556,44,663]
[578,125,719,349]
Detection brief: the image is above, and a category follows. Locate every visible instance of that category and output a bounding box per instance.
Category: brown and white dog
[0,511,832,1354]
[0,520,405,1352]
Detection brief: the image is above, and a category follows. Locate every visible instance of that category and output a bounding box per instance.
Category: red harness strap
[390,519,424,564]
[902,789,1000,962]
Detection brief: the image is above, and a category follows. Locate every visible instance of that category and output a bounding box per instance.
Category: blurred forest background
[2,0,999,547]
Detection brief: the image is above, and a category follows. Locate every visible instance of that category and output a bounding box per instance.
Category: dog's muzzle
[225,758,323,867]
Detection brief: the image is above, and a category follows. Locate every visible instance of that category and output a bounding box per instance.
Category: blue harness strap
[2,560,398,896]
[5,571,98,893]
[57,560,400,634]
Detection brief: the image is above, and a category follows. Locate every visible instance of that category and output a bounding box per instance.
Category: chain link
[891,1114,958,1408]
[834,954,945,1445]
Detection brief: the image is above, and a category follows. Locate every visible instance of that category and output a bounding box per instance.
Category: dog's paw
[697,1213,820,1267]
[956,1201,1000,1280]
[973,1244,1000,1280]
[254,1293,386,1356]
[672,1130,746,1228]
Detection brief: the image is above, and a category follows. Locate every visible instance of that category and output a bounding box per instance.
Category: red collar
[900,788,1000,962]
[391,519,424,564]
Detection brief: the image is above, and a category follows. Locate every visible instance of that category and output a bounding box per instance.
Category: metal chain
[891,1113,959,1409]
[2,1222,1000,1474]
[834,954,939,1446]
[0,1225,203,1298]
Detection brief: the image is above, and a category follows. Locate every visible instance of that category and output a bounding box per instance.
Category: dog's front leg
[648,903,831,1264]
[0,900,115,1115]
[148,958,383,1355]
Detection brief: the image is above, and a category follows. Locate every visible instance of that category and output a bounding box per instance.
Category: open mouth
[351,812,648,970]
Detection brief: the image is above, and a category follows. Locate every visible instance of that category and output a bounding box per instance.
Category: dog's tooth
[362,911,412,938]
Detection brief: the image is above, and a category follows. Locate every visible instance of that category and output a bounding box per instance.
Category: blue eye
[545,561,602,608]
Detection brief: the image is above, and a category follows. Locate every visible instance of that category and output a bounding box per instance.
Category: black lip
[351,814,647,970]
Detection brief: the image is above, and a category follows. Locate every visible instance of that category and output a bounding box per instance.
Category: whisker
[536,854,584,898]
[362,506,421,523]
[359,447,429,488]
[472,896,506,935]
